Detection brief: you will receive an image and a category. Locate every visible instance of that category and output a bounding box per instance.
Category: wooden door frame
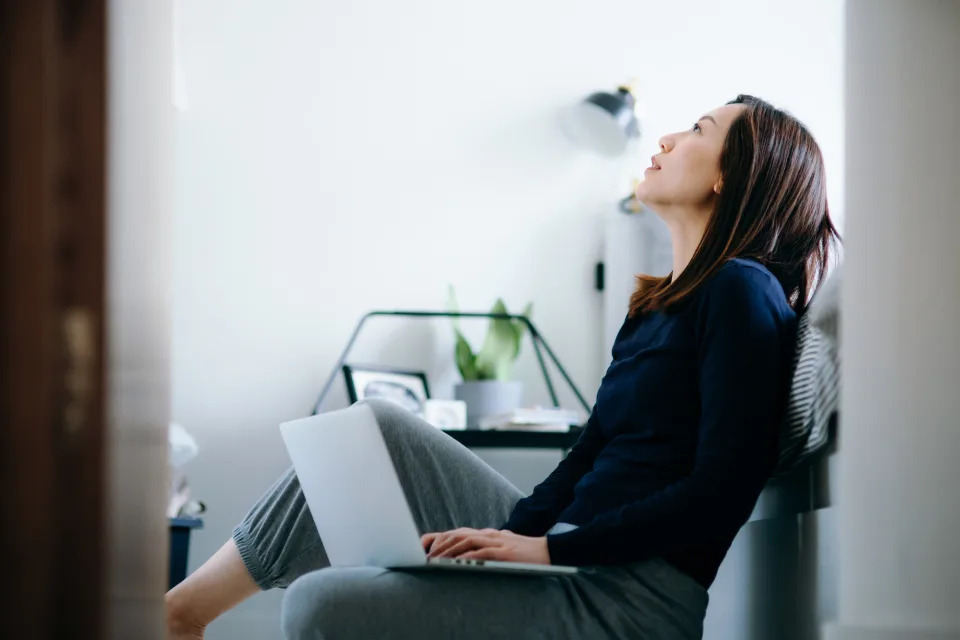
[0,0,107,637]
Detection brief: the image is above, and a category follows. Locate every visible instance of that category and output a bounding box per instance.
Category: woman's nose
[658,135,674,153]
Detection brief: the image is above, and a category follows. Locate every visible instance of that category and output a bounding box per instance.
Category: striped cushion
[772,309,840,478]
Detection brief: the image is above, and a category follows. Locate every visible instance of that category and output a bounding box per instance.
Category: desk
[442,427,582,494]
[442,427,582,451]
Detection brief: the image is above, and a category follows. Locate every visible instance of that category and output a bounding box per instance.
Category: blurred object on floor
[167,422,205,518]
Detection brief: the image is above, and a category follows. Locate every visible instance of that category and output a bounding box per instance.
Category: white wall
[172,1,843,637]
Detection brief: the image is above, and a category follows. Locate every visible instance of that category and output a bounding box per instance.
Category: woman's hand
[421,528,551,565]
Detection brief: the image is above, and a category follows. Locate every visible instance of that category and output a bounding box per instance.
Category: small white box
[423,399,468,430]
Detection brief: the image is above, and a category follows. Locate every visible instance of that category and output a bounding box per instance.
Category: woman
[167,94,840,639]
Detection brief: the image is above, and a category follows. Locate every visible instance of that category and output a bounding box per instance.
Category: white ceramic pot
[453,380,523,429]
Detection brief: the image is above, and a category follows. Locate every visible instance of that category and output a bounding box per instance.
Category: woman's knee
[281,567,388,639]
[281,571,345,639]
[359,397,409,425]
[281,571,327,639]
[357,398,431,444]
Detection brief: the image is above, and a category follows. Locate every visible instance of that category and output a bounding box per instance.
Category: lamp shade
[563,86,641,156]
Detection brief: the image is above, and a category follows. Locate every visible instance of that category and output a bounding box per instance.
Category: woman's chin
[634,194,670,221]
[633,188,660,210]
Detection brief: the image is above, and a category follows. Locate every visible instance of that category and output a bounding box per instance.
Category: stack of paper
[477,407,586,431]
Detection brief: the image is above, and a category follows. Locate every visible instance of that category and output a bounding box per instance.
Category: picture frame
[341,364,431,416]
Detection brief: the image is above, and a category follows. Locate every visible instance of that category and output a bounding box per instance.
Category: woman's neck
[665,209,710,281]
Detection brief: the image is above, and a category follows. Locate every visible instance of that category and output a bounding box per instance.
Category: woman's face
[635,104,745,215]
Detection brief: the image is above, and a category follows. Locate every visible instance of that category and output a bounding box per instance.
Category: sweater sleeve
[546,265,788,566]
[501,406,607,536]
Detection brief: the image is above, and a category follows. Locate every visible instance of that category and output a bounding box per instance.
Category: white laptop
[279,403,577,576]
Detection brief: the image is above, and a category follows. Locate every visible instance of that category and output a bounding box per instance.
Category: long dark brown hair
[628,95,841,318]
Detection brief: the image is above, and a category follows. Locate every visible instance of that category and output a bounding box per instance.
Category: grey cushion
[771,265,842,478]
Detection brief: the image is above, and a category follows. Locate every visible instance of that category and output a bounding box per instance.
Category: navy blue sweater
[502,258,797,588]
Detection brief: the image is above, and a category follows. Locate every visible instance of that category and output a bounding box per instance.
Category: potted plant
[446,285,533,428]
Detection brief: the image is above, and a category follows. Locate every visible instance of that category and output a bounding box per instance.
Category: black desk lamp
[563,81,643,156]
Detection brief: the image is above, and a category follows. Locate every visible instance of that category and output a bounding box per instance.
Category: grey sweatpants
[233,398,708,639]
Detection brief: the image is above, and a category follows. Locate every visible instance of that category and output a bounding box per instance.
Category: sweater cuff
[501,522,536,536]
[501,514,544,537]
[546,529,587,566]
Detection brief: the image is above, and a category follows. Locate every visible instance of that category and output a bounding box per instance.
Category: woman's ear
[713,177,723,195]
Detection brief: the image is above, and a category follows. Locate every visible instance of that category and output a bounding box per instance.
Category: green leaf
[454,329,479,381]
[475,360,498,380]
[475,298,521,381]
[446,284,479,380]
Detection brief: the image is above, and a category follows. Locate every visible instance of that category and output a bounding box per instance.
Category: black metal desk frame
[310,310,590,451]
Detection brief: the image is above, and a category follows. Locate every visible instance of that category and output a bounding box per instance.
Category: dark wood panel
[0,0,106,637]
[0,3,57,636]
